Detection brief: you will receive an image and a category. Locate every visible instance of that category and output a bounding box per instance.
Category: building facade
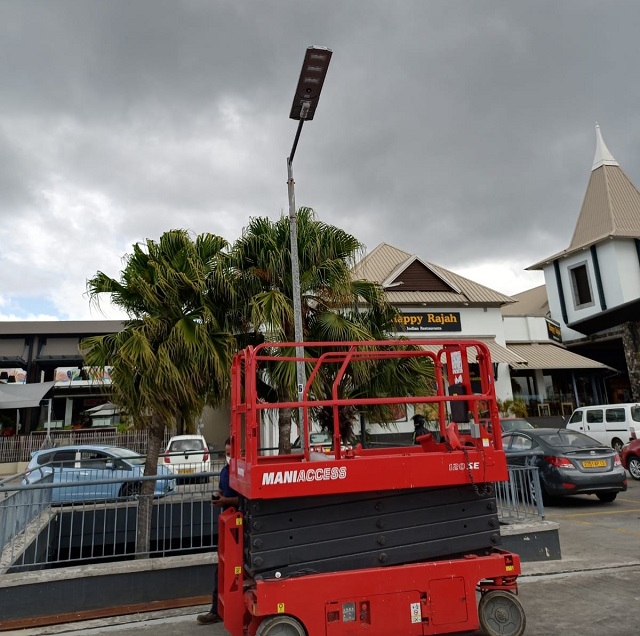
[528,126,640,403]
[351,243,609,431]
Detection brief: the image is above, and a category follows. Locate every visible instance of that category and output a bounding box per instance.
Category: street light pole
[287,138,305,401]
[287,46,333,409]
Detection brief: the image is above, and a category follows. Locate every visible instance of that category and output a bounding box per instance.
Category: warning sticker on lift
[410,602,421,624]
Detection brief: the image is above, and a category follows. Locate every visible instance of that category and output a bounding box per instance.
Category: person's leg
[212,562,219,614]
[197,563,221,624]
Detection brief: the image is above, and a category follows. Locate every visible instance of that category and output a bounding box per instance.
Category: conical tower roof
[568,125,640,251]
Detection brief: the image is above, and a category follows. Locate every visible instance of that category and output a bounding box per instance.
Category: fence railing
[0,472,54,569]
[1,458,544,574]
[495,464,545,523]
[0,461,225,574]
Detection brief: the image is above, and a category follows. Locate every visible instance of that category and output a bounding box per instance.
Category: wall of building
[503,315,550,342]
[548,241,640,332]
[390,305,513,404]
[603,239,640,305]
[542,263,594,342]
[200,403,233,452]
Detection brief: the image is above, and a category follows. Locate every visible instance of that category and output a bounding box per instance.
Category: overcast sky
[2,0,639,321]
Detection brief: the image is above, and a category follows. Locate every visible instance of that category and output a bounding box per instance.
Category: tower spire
[592,124,618,170]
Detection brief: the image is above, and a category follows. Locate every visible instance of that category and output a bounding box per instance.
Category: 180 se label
[449,462,480,471]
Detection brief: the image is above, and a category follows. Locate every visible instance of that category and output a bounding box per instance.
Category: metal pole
[40,397,53,450]
[287,154,306,415]
[287,105,311,442]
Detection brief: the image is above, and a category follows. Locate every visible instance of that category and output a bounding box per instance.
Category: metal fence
[495,464,545,523]
[0,460,225,574]
[0,472,54,570]
[1,458,544,574]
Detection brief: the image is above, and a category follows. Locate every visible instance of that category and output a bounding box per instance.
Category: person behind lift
[412,413,428,444]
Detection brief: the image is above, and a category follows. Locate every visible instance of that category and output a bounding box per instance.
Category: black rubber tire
[612,438,624,454]
[627,455,640,480]
[256,615,306,636]
[479,590,526,636]
[119,482,141,499]
[596,492,617,503]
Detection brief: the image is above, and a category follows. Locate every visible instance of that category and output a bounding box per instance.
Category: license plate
[582,460,607,468]
[178,468,195,474]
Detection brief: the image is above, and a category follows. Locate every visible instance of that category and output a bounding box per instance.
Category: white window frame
[568,261,595,309]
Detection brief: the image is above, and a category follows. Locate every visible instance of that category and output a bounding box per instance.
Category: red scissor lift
[219,339,526,636]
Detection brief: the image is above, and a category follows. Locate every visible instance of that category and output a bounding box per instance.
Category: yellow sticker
[235,566,242,575]
[505,565,515,571]
[277,603,285,613]
[236,518,243,526]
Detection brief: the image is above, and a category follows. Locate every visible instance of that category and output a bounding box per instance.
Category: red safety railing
[229,339,507,499]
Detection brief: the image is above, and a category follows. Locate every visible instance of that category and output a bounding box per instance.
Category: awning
[86,401,120,416]
[421,338,527,364]
[480,339,528,364]
[0,381,56,410]
[506,343,613,371]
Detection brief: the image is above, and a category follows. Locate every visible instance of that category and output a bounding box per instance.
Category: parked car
[162,434,211,481]
[621,438,640,480]
[565,403,640,452]
[292,431,334,452]
[23,445,176,503]
[502,428,627,503]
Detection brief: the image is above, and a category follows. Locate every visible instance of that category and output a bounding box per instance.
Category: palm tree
[81,230,235,557]
[308,305,436,441]
[231,208,434,451]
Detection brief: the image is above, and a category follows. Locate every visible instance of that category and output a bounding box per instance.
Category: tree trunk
[621,321,640,402]
[135,414,165,559]
[278,407,293,454]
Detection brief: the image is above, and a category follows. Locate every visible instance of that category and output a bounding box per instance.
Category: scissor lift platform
[219,340,526,636]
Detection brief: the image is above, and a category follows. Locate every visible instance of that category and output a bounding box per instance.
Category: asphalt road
[9,478,640,636]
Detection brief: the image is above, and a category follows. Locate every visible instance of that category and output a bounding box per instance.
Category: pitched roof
[353,243,515,306]
[501,285,549,317]
[529,126,640,269]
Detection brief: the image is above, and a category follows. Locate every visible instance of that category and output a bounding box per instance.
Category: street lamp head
[289,45,333,121]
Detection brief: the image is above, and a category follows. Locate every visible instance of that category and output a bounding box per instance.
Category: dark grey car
[502,428,627,503]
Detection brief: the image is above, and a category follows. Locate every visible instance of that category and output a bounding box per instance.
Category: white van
[566,404,640,452]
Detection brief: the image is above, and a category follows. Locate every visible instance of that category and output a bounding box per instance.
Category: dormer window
[569,261,594,308]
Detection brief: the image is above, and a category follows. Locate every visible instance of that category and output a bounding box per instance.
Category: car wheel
[478,590,526,636]
[596,492,617,503]
[627,455,640,480]
[612,438,624,454]
[119,482,141,499]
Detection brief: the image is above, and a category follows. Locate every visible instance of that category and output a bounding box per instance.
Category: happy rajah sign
[392,312,461,332]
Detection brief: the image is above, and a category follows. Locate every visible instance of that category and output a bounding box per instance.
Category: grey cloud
[1,0,639,319]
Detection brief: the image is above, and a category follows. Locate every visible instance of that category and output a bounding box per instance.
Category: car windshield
[169,439,205,452]
[310,433,332,444]
[538,430,604,450]
[501,419,534,430]
[293,432,332,448]
[108,447,146,465]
